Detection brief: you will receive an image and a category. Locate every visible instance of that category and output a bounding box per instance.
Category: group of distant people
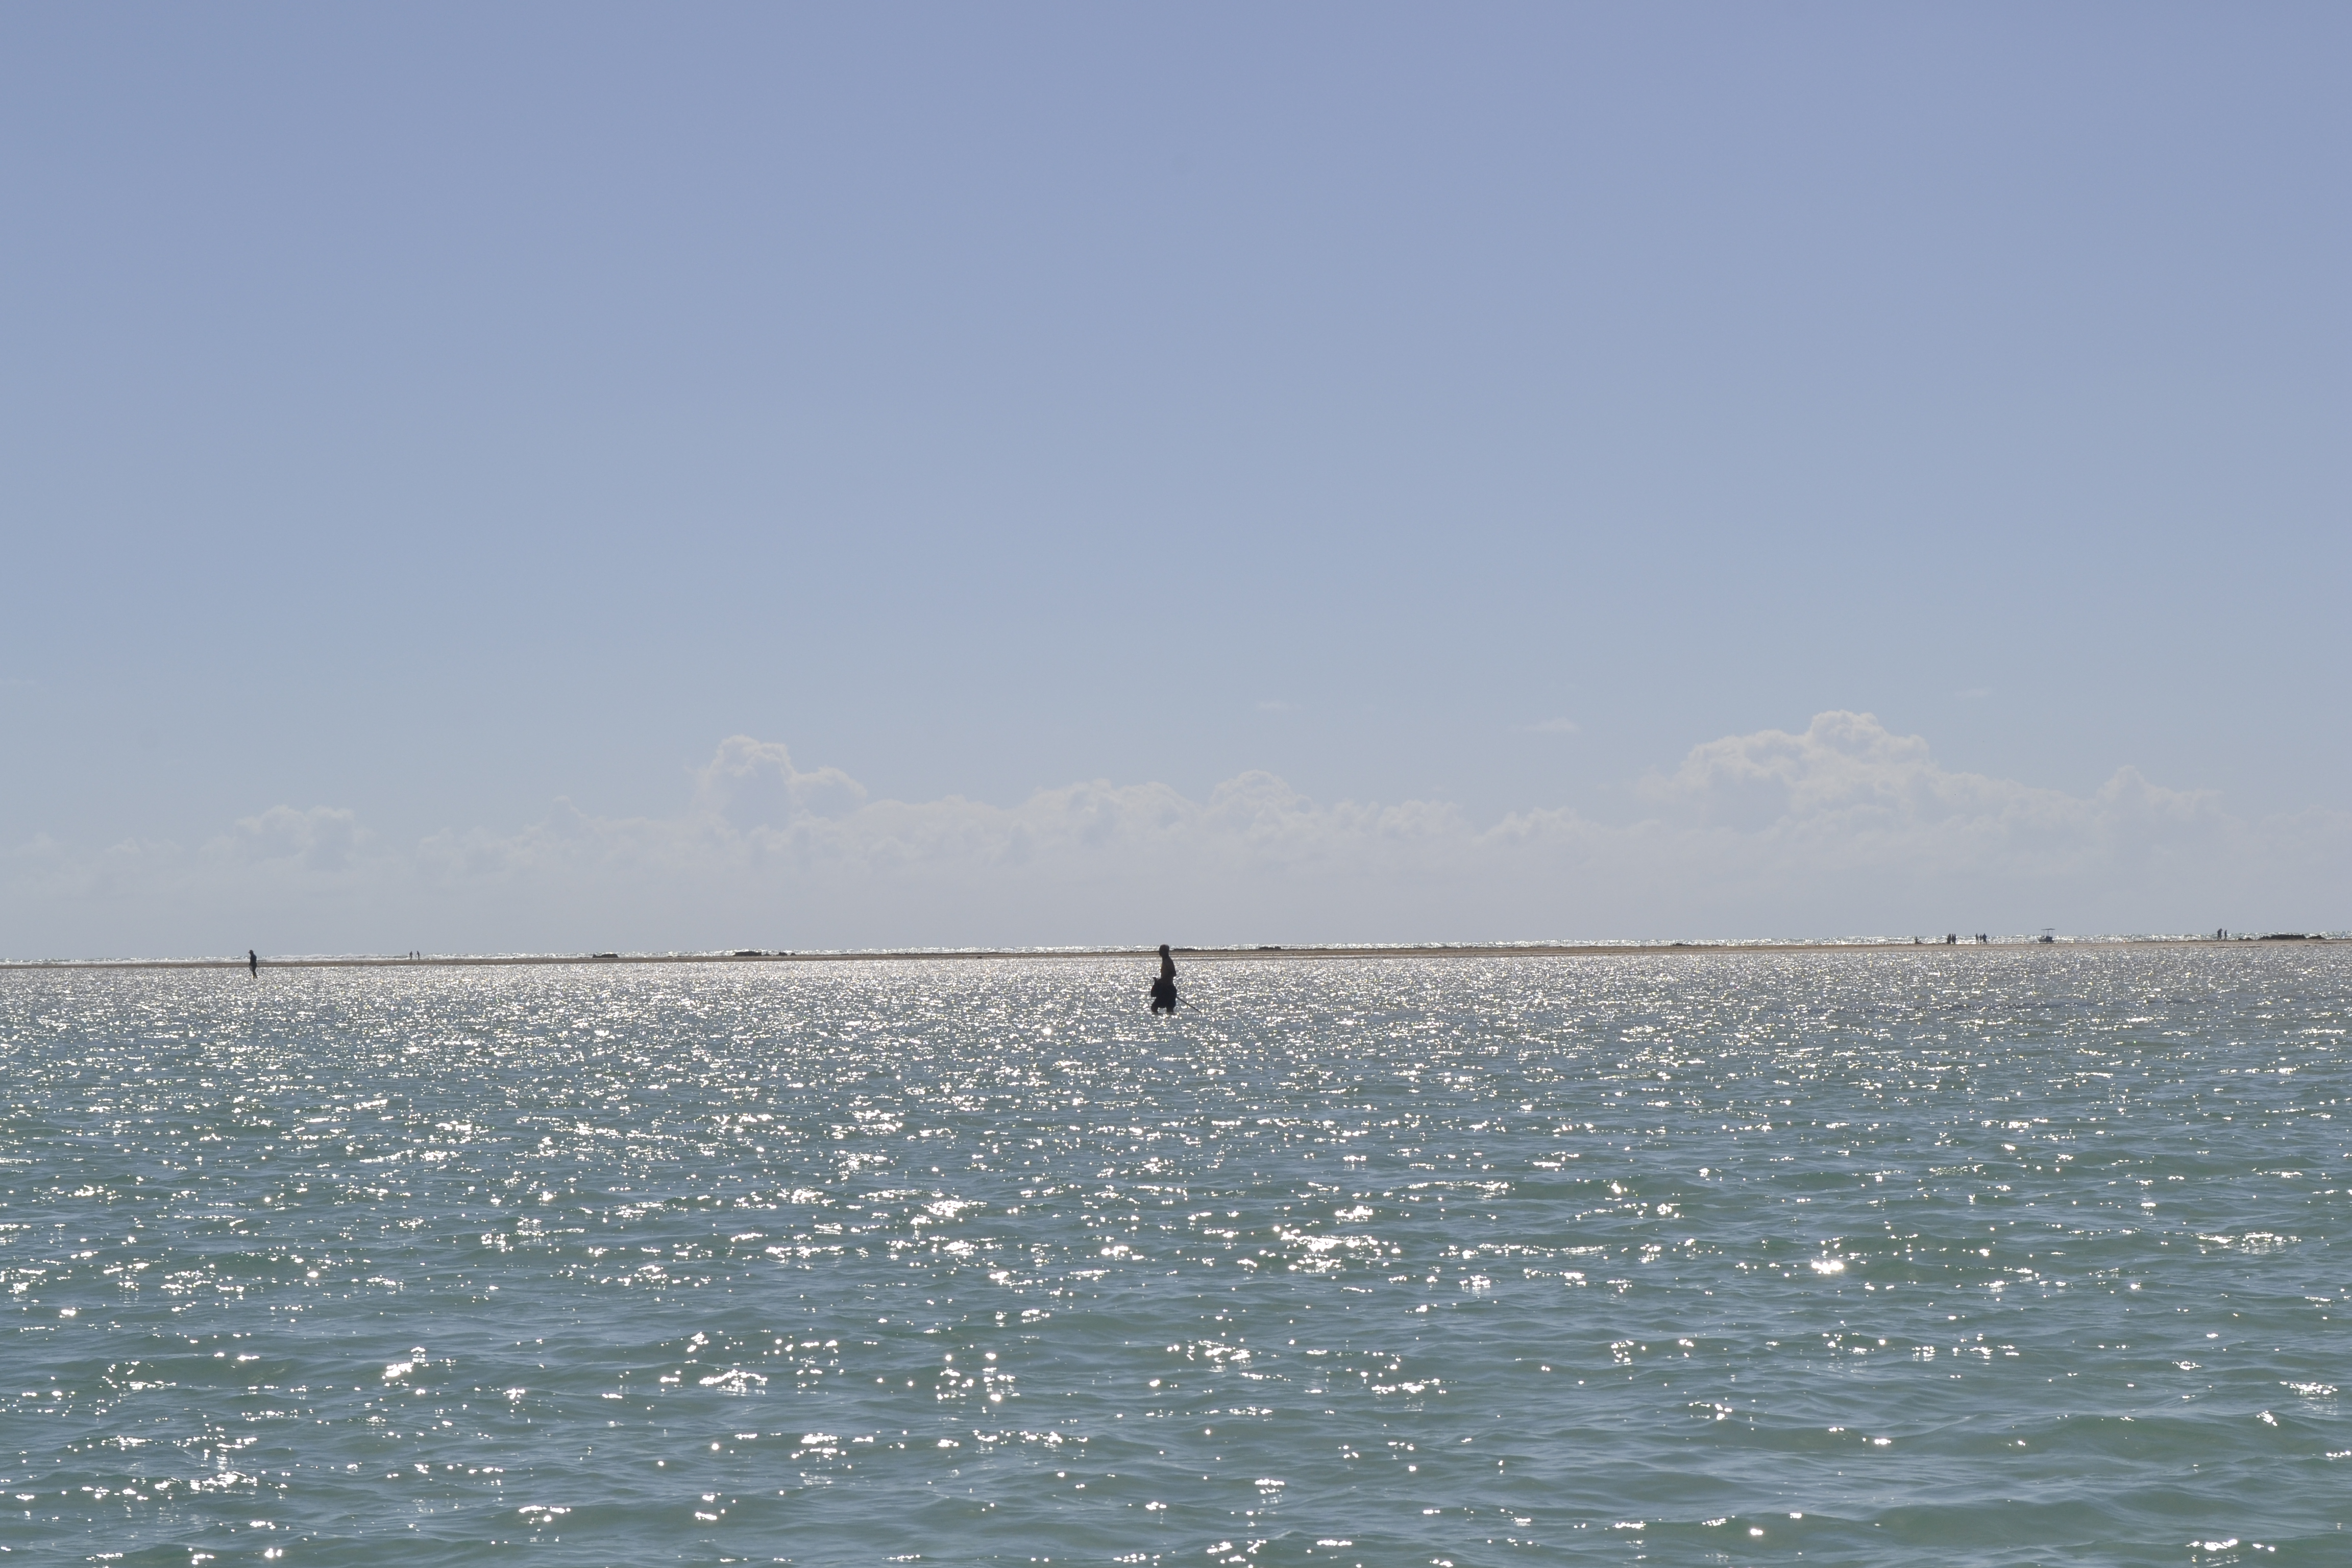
[242,948,425,974]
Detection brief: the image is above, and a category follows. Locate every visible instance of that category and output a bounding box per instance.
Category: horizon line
[2,933,2339,972]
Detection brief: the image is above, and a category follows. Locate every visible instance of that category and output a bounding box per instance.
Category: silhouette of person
[248,949,258,976]
[1149,944,1178,1014]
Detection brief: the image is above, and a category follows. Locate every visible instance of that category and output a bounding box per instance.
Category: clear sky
[3,5,2345,956]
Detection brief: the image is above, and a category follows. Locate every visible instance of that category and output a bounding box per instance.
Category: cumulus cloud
[1636,710,2224,864]
[1567,712,2264,918]
[693,736,869,827]
[212,804,372,873]
[5,716,2345,957]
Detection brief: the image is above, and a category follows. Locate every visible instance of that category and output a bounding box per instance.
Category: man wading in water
[1149,944,1178,1014]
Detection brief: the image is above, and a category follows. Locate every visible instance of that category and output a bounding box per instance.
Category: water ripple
[1,948,2346,1563]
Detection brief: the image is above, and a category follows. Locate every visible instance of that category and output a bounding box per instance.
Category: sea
[3,946,2347,1566]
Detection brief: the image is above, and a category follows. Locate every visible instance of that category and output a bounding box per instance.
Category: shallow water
[3,949,2348,1565]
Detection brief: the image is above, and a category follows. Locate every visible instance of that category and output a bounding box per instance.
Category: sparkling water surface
[4,949,2348,1565]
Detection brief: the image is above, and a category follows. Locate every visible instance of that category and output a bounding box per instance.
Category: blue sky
[3,5,2345,954]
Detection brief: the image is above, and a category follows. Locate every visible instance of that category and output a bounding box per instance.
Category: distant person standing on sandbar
[1150,944,1178,1014]
[248,949,258,976]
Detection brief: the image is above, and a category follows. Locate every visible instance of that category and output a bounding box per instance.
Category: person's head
[1158,944,1170,957]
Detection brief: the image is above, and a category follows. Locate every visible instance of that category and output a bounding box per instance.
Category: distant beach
[1,934,2331,972]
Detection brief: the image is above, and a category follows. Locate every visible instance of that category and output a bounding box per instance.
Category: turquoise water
[3,949,2347,1565]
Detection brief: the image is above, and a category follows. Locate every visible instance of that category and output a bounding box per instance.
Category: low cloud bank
[7,714,2344,958]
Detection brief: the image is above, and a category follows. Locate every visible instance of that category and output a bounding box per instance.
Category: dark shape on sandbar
[247,949,258,976]
[593,952,619,960]
[733,949,765,958]
[1150,944,1178,1014]
[2260,933,2312,941]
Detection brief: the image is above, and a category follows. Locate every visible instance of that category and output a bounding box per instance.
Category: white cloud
[212,804,372,873]
[5,716,2345,957]
[1590,712,2256,903]
[693,735,869,826]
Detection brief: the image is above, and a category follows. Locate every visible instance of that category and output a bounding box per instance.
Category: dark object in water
[2259,933,2312,941]
[733,949,765,957]
[1152,942,1180,1013]
[592,952,620,960]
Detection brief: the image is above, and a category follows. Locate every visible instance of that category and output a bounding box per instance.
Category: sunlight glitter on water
[2,948,2348,1563]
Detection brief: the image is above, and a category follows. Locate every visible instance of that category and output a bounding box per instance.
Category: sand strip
[0,937,2329,972]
